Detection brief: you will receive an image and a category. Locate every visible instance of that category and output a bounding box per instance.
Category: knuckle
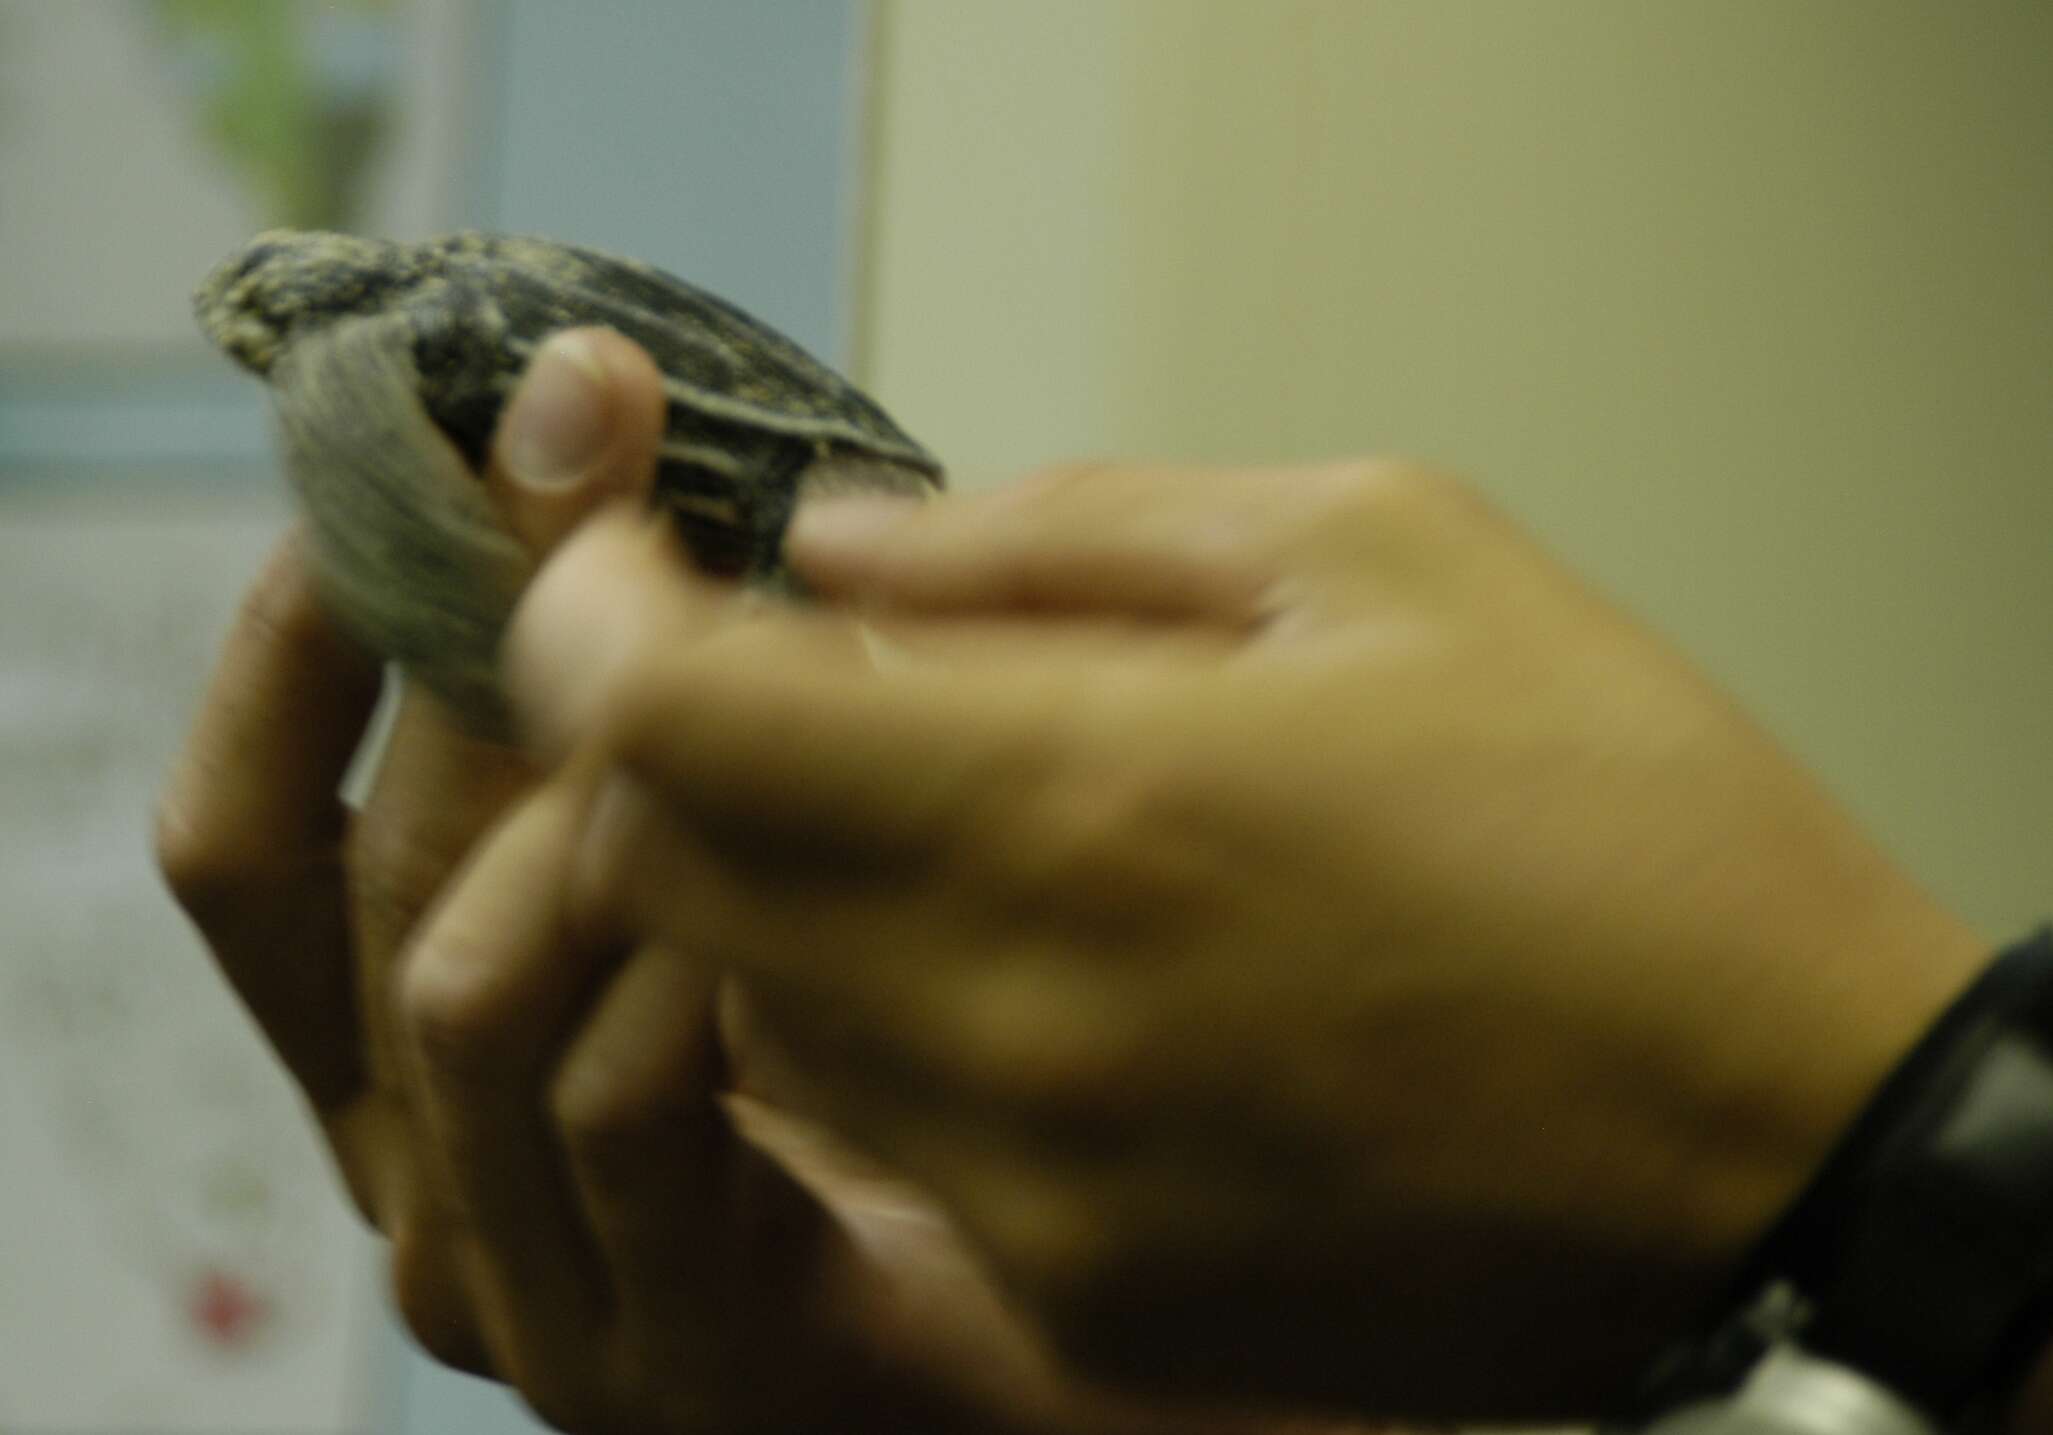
[235,541,330,645]
[151,794,238,914]
[398,941,522,1084]
[948,970,1144,1112]
[977,763,1120,894]
[387,1217,490,1376]
[991,759,1198,925]
[152,791,310,930]
[1016,459,1119,504]
[1335,457,1475,518]
[547,1061,681,1175]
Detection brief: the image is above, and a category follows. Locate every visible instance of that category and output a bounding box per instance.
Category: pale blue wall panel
[380,3,866,1428]
[485,0,865,361]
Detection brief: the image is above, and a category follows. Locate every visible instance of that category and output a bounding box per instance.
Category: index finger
[156,528,384,1107]
[784,461,1312,624]
[505,509,1087,858]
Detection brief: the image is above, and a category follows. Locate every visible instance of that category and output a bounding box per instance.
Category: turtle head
[194,230,414,376]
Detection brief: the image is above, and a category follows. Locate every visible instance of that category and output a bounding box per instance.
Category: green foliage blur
[145,0,397,230]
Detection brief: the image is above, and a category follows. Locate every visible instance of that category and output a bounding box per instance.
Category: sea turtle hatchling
[194,229,943,730]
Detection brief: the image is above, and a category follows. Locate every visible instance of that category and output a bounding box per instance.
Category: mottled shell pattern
[194,230,942,727]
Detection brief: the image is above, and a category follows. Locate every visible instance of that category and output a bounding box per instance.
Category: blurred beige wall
[856,1,2050,939]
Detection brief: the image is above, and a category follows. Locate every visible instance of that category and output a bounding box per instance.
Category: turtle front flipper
[273,309,529,731]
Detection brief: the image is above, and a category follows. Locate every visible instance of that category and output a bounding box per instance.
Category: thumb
[486,327,668,556]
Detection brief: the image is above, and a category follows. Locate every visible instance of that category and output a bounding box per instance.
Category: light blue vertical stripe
[484,0,865,363]
[375,3,865,1430]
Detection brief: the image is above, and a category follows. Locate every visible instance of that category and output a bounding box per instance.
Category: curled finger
[398,772,617,1395]
[156,527,382,1110]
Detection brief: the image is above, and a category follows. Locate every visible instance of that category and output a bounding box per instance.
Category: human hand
[389,738,1383,1435]
[506,458,1989,1421]
[153,325,671,1384]
[158,333,1380,1435]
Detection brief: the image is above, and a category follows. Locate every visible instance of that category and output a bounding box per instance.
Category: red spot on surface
[188,1268,269,1349]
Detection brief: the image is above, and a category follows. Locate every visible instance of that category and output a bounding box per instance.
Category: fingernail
[785,495,921,555]
[501,331,610,489]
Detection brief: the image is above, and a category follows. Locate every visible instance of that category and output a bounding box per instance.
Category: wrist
[1580,902,1992,1404]
[1670,895,1991,1287]
[1512,901,1991,1415]
[1619,926,2053,1432]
